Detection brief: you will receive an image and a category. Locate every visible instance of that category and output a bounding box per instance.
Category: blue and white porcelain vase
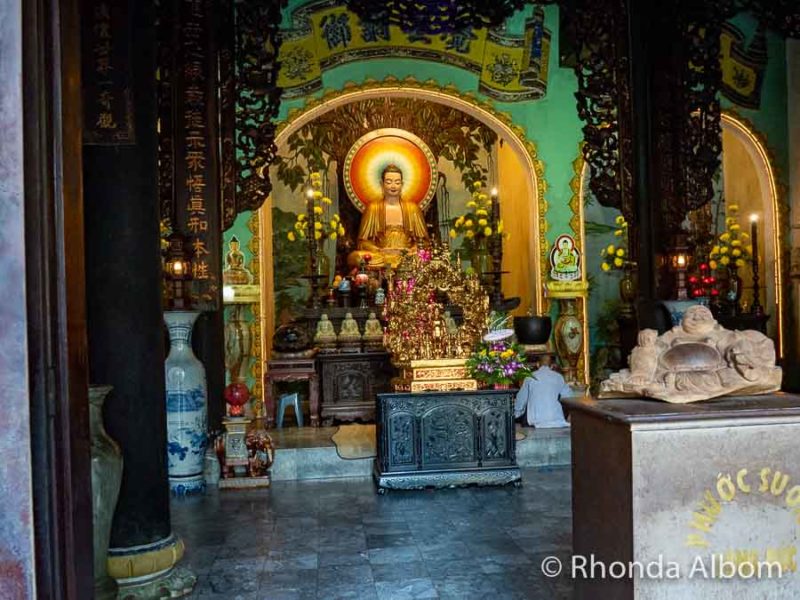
[164,310,208,495]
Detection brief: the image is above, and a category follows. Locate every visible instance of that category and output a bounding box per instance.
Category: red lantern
[224,382,249,417]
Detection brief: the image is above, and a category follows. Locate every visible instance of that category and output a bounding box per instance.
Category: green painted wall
[225,2,583,346]
[225,3,790,396]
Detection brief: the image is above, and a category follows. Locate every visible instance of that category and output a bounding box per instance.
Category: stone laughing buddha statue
[601,305,781,403]
[347,164,429,269]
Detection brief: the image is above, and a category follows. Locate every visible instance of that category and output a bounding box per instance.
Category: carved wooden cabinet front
[374,390,521,491]
[318,352,393,424]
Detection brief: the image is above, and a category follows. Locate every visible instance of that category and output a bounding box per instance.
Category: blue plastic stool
[276,393,303,428]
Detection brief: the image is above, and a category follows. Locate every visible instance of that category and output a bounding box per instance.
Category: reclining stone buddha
[347,164,429,269]
[601,305,782,403]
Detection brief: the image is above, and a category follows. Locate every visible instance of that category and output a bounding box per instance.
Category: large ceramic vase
[224,304,252,385]
[554,299,583,384]
[89,385,123,600]
[164,310,208,495]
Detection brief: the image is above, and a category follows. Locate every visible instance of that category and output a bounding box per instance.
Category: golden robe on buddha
[348,198,429,269]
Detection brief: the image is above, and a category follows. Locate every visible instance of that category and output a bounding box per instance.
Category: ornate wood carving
[318,352,393,423]
[677,9,724,219]
[375,390,521,491]
[566,0,634,221]
[422,406,474,464]
[235,0,287,213]
[345,0,528,35]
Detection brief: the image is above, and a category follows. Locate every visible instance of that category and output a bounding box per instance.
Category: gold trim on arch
[721,110,786,357]
[254,77,550,409]
[273,76,550,303]
[552,144,590,385]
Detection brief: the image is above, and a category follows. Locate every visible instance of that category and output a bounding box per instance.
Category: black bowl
[513,316,552,345]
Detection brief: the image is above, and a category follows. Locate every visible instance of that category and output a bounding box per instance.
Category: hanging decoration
[566,0,634,219]
[235,0,288,213]
[345,0,528,35]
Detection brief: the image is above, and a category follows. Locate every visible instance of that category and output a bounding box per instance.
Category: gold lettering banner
[720,22,768,110]
[278,2,550,103]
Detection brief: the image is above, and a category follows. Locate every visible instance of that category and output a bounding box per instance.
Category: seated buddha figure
[347,165,429,269]
[222,235,253,285]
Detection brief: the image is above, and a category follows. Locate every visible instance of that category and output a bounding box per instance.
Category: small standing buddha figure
[347,164,429,269]
[314,314,337,351]
[363,312,384,350]
[223,235,253,285]
[444,310,458,336]
[337,312,362,351]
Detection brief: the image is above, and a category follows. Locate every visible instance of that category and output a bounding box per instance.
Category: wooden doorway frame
[23,0,93,597]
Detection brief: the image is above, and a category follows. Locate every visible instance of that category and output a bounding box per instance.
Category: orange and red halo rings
[346,134,435,211]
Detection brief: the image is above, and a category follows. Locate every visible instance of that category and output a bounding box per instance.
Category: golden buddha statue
[222,235,253,285]
[347,164,429,269]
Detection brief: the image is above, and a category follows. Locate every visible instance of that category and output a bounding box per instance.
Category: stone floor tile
[176,467,574,600]
[371,561,429,583]
[316,564,374,587]
[367,545,423,565]
[317,582,379,599]
[375,578,439,599]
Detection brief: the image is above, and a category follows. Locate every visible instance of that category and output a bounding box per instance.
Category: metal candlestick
[750,215,763,316]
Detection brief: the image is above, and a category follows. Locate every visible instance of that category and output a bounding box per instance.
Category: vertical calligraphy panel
[173,0,221,310]
[218,0,237,231]
[82,0,136,144]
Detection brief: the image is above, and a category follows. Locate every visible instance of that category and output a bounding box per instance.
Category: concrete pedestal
[563,394,800,599]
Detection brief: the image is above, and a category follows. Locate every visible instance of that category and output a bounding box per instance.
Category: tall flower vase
[164,310,208,495]
[724,266,743,316]
[471,242,491,279]
[618,267,637,319]
[89,385,123,600]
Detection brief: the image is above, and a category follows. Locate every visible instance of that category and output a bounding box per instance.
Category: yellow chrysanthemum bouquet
[287,171,345,243]
[708,204,752,271]
[449,181,506,249]
[599,215,633,272]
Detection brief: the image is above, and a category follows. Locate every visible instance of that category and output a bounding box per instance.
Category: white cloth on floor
[514,366,570,428]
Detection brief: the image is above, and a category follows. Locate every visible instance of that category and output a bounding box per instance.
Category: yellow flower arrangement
[599,214,634,272]
[709,203,751,271]
[288,172,345,244]
[450,181,506,250]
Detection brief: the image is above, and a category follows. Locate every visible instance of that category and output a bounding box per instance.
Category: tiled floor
[174,467,573,599]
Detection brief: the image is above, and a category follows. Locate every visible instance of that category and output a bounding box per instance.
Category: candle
[490,186,500,224]
[750,214,758,267]
[749,212,763,315]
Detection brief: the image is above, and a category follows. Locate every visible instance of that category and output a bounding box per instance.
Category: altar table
[374,389,521,492]
[563,394,800,599]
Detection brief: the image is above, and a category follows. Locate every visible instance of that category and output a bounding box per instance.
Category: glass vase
[307,241,332,285]
[619,267,637,318]
[725,266,742,315]
[471,242,491,279]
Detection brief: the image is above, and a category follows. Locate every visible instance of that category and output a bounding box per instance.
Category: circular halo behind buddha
[344,128,437,213]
